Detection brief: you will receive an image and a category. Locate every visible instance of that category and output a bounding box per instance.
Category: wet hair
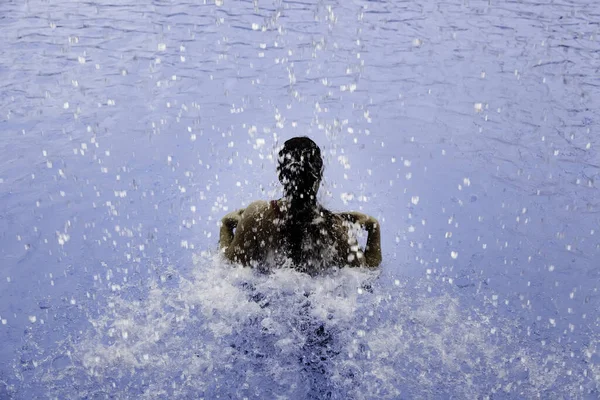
[276,137,333,272]
[277,136,324,208]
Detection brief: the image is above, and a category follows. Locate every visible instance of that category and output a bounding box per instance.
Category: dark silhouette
[220,137,381,274]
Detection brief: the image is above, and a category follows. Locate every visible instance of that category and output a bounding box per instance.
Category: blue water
[1,0,599,398]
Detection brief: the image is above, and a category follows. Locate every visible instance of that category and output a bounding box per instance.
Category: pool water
[1,0,599,398]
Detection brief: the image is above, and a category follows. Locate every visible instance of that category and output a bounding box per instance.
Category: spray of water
[9,251,596,399]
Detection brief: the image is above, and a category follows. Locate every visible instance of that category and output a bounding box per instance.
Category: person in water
[219,136,381,273]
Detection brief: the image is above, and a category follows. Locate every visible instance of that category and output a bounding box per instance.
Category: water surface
[1,0,599,398]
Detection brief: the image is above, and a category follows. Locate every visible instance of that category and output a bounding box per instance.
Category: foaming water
[14,255,596,399]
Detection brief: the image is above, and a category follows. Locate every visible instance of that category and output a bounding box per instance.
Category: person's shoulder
[315,210,347,234]
[240,200,274,222]
[244,200,269,213]
[324,210,349,225]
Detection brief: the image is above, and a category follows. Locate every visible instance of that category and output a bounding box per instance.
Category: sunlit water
[1,0,599,398]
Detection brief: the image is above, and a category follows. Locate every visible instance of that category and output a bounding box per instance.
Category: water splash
[9,253,597,398]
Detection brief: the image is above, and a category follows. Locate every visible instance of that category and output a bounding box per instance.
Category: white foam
[27,253,595,398]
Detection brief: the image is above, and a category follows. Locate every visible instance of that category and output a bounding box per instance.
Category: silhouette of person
[220,136,381,274]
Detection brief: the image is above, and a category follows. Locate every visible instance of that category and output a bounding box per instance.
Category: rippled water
[1,0,599,398]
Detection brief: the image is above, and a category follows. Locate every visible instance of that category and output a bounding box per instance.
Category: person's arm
[363,217,382,268]
[219,201,269,264]
[219,208,245,251]
[340,211,382,268]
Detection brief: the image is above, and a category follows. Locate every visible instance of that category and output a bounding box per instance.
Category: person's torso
[245,200,358,273]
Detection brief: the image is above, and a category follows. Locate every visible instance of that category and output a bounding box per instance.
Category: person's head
[277,136,323,207]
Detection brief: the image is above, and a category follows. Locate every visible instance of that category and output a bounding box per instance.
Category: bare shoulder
[329,212,349,230]
[236,200,280,235]
[239,200,273,222]
[245,200,269,212]
[224,200,276,265]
